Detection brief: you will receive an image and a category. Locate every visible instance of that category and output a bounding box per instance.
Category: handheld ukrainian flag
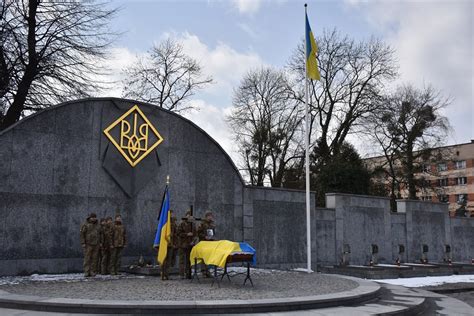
[305,10,320,80]
[153,185,171,265]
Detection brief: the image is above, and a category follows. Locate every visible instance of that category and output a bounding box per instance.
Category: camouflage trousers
[83,245,99,277]
[101,247,112,274]
[178,247,192,278]
[109,247,123,274]
[96,248,102,274]
[161,247,177,279]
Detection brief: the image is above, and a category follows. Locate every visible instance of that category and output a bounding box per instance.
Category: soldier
[101,217,114,275]
[80,213,100,277]
[97,218,106,274]
[177,210,196,279]
[161,211,178,280]
[197,211,216,242]
[197,211,216,277]
[110,214,127,275]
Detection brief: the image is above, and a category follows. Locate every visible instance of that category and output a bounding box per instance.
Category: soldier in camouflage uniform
[177,210,196,279]
[197,211,216,242]
[110,215,127,275]
[161,212,178,280]
[80,213,100,277]
[97,218,106,274]
[101,217,114,275]
[197,211,216,277]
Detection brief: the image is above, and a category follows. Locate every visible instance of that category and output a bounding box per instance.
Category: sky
[101,0,474,165]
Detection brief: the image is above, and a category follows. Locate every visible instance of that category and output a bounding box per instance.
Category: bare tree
[0,1,13,117]
[122,38,213,113]
[0,0,118,130]
[363,114,405,210]
[366,84,451,200]
[227,67,303,187]
[287,29,397,161]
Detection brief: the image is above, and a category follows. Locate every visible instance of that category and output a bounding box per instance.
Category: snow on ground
[224,267,286,275]
[0,268,285,286]
[0,273,144,286]
[291,268,314,273]
[375,274,474,287]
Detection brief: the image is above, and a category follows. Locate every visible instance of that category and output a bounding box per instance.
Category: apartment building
[365,140,474,215]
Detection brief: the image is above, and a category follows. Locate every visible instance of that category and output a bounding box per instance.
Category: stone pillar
[326,193,391,265]
[397,200,449,263]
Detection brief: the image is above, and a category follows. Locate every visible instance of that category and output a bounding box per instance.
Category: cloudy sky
[102,0,473,163]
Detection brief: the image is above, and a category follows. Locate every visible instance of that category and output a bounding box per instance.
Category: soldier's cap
[204,211,213,217]
[88,213,97,219]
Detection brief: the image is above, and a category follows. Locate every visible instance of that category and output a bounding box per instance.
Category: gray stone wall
[450,217,474,262]
[326,193,392,265]
[243,187,316,269]
[314,208,336,266]
[398,200,451,263]
[0,98,246,275]
[390,213,407,262]
[318,196,472,266]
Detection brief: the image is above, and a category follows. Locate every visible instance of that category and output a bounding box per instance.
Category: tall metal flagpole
[304,3,311,273]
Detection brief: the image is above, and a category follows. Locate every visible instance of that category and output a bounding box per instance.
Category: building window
[438,194,449,203]
[454,160,466,169]
[422,164,431,173]
[421,196,432,201]
[456,194,468,203]
[438,178,449,186]
[419,178,430,188]
[456,177,467,185]
[437,163,447,172]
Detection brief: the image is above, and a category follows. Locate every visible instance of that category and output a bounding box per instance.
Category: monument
[0,98,473,277]
[0,98,313,275]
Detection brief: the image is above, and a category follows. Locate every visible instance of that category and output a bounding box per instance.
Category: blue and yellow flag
[190,240,256,268]
[305,12,320,81]
[153,186,171,265]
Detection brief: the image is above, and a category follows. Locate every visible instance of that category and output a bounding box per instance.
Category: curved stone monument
[0,98,248,275]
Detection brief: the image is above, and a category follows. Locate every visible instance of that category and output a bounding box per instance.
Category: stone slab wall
[243,187,316,269]
[0,98,245,275]
[314,208,336,266]
[390,213,408,263]
[398,200,451,263]
[326,193,392,265]
[450,217,474,262]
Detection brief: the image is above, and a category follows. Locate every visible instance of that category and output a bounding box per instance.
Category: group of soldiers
[80,213,127,277]
[160,210,216,280]
[80,210,215,280]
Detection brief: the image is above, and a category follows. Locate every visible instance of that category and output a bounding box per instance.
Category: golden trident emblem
[103,105,163,167]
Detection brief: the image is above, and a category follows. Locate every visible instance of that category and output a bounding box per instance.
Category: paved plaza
[0,270,357,301]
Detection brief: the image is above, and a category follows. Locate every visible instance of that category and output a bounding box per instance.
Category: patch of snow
[402,263,436,267]
[375,274,474,287]
[291,268,314,273]
[226,267,284,275]
[0,273,144,286]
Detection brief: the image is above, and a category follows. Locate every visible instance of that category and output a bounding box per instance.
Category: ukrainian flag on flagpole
[153,186,171,265]
[305,12,320,81]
